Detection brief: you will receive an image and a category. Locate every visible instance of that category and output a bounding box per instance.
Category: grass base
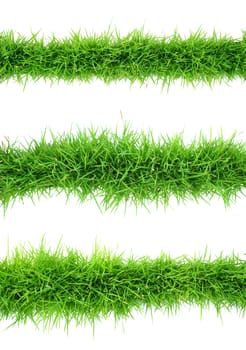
[0,242,245,330]
[0,127,245,211]
[1,30,246,85]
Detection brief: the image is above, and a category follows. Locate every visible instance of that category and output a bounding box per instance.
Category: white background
[0,0,246,348]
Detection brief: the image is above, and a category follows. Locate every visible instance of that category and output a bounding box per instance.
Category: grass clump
[0,242,245,330]
[1,30,246,85]
[0,127,245,211]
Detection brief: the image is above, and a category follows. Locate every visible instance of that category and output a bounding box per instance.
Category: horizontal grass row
[1,127,245,211]
[0,242,245,329]
[1,30,246,85]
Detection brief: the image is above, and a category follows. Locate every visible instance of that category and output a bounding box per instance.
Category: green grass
[0,242,245,330]
[1,30,246,85]
[0,127,245,211]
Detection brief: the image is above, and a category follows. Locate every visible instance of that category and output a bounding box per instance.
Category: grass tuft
[0,127,245,211]
[1,30,246,85]
[0,242,245,330]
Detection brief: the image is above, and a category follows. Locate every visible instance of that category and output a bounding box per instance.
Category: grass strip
[0,127,245,211]
[1,30,246,85]
[0,242,245,329]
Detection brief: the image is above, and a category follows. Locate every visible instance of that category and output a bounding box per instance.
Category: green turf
[0,127,245,211]
[0,242,245,329]
[1,30,246,85]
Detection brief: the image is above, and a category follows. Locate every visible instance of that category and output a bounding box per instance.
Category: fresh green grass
[1,30,246,85]
[0,242,245,329]
[0,127,245,211]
